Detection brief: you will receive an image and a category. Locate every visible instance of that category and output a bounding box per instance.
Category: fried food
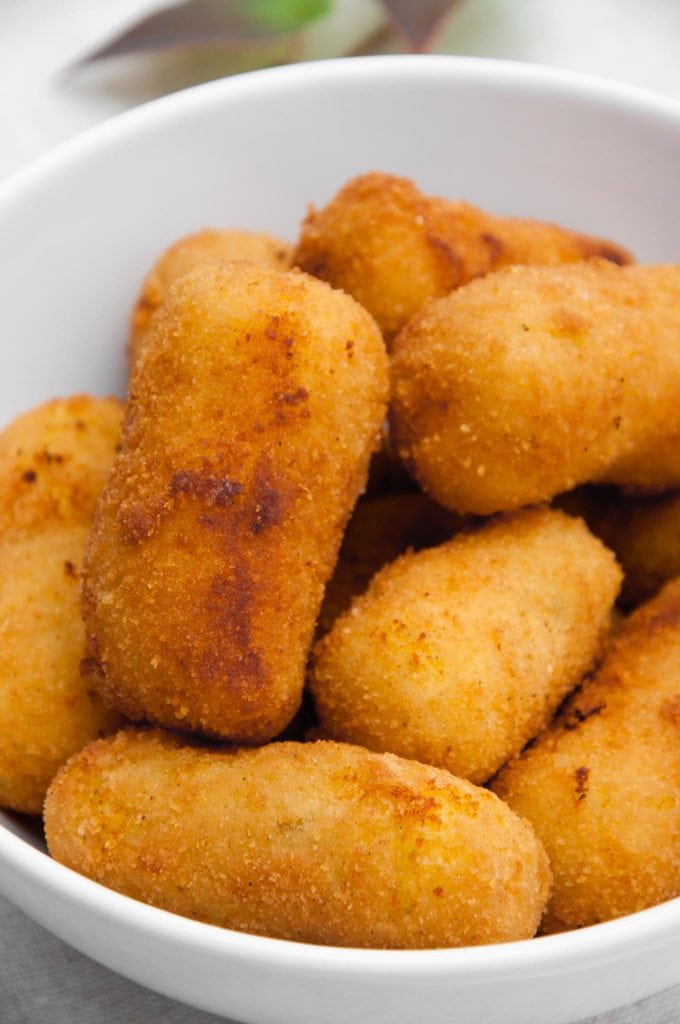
[317,492,462,637]
[129,228,292,364]
[310,508,621,784]
[44,729,550,948]
[557,486,680,609]
[82,262,388,743]
[0,396,125,814]
[492,577,680,930]
[293,172,632,342]
[390,261,680,515]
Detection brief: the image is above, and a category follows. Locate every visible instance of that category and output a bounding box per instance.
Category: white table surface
[1,1,679,1020]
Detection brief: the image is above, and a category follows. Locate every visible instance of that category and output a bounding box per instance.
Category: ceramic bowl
[1,55,679,1024]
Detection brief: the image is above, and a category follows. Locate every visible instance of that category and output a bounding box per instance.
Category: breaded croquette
[317,492,462,637]
[390,262,680,515]
[492,577,680,930]
[557,486,680,609]
[129,228,292,364]
[0,396,125,814]
[293,172,632,342]
[44,729,550,948]
[310,508,621,784]
[82,262,388,743]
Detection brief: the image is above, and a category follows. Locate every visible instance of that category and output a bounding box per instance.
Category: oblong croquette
[0,396,125,814]
[129,228,292,364]
[82,262,388,742]
[293,172,631,342]
[390,261,680,515]
[44,729,551,948]
[310,508,621,784]
[492,577,680,930]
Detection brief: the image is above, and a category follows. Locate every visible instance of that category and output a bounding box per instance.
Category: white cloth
[1,2,679,1020]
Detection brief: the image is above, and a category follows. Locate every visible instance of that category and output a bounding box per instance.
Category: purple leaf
[75,0,329,64]
[379,0,462,52]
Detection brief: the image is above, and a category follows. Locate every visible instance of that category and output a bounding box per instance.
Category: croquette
[0,396,125,814]
[44,729,551,948]
[492,577,680,930]
[82,262,388,742]
[293,172,632,342]
[310,508,621,783]
[390,261,680,515]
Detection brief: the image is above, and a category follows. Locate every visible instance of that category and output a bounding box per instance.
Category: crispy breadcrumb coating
[293,172,631,342]
[390,262,680,515]
[317,492,462,637]
[0,396,125,813]
[129,228,292,364]
[44,729,550,948]
[492,577,680,930]
[82,262,388,742]
[557,486,680,609]
[310,508,621,783]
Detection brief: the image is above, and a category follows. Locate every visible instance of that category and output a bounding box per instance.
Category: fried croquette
[317,492,462,637]
[492,577,680,930]
[0,396,125,814]
[129,228,292,364]
[82,262,388,743]
[44,729,550,948]
[390,261,680,516]
[310,508,621,784]
[293,172,632,342]
[557,486,680,609]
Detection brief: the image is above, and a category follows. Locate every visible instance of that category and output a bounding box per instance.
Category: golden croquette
[0,396,125,814]
[390,261,680,515]
[310,507,621,784]
[293,172,632,342]
[492,576,680,930]
[82,262,388,743]
[45,729,551,948]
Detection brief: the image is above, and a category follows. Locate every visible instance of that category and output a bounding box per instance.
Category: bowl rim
[2,52,680,215]
[1,53,679,975]
[2,818,679,975]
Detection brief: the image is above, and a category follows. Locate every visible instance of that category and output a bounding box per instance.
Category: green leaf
[74,0,331,64]
[248,0,332,34]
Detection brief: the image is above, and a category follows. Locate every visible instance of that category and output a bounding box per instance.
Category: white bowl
[1,55,679,1024]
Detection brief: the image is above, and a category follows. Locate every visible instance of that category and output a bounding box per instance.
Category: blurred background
[2,0,680,179]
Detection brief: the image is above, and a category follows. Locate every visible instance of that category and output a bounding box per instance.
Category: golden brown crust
[390,262,680,515]
[293,172,632,342]
[44,730,550,948]
[557,486,680,609]
[0,395,123,532]
[82,262,388,742]
[317,492,463,637]
[492,577,680,928]
[0,397,125,813]
[129,229,292,364]
[310,507,621,783]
